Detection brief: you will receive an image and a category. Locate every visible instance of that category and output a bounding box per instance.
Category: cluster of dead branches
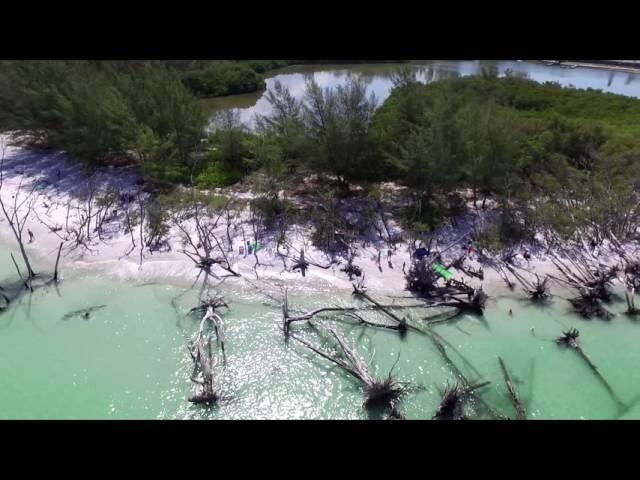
[0,138,64,310]
[498,357,527,420]
[447,253,484,280]
[623,258,640,291]
[432,381,491,420]
[502,263,551,301]
[548,249,619,319]
[170,195,240,279]
[402,234,490,317]
[289,323,409,414]
[556,328,626,410]
[187,293,228,405]
[282,277,507,420]
[625,289,639,316]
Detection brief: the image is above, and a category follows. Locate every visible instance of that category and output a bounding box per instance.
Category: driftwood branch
[498,356,526,420]
[188,307,222,405]
[289,324,409,413]
[53,242,63,282]
[433,381,491,420]
[10,253,30,290]
[556,328,625,410]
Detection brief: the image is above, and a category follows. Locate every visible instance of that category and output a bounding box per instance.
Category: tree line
[207,68,640,246]
[2,61,640,248]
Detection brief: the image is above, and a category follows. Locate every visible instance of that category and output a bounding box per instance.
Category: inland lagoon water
[203,60,640,127]
[1,237,640,420]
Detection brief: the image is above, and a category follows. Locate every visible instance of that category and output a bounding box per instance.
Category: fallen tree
[447,253,484,280]
[289,324,409,414]
[549,249,619,302]
[61,304,106,321]
[625,289,640,316]
[188,301,227,405]
[623,258,640,290]
[0,139,66,312]
[171,193,240,279]
[547,249,620,318]
[498,356,527,420]
[567,296,613,320]
[281,287,426,336]
[502,263,551,301]
[556,328,625,410]
[352,283,408,333]
[432,381,491,420]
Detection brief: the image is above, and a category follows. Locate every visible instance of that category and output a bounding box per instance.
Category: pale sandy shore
[1,135,637,303]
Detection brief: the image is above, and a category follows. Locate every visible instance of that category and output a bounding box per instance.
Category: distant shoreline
[534,60,640,75]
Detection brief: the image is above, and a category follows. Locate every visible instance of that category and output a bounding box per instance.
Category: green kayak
[431,262,454,281]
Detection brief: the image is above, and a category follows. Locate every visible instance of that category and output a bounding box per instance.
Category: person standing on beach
[28,229,35,243]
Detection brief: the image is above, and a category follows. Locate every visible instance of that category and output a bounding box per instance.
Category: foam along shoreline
[0,135,636,303]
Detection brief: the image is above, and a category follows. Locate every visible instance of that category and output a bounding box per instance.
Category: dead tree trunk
[11,253,30,290]
[433,381,491,420]
[292,249,309,278]
[289,324,409,413]
[0,177,36,279]
[281,289,418,336]
[352,284,408,333]
[138,197,145,268]
[447,254,484,280]
[172,198,240,278]
[556,329,625,409]
[625,289,640,316]
[423,326,505,419]
[188,306,224,405]
[53,242,63,282]
[503,263,550,301]
[189,293,229,366]
[550,250,618,302]
[498,357,527,420]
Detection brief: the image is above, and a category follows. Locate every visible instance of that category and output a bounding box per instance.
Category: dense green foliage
[0,61,207,189]
[183,63,266,97]
[132,60,407,98]
[2,61,640,247]
[93,60,293,98]
[255,77,383,185]
[368,73,640,239]
[251,72,640,241]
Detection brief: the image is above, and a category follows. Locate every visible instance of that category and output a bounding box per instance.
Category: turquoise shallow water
[1,241,639,419]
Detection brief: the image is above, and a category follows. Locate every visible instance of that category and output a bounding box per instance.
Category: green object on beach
[432,262,454,280]
[252,242,262,252]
